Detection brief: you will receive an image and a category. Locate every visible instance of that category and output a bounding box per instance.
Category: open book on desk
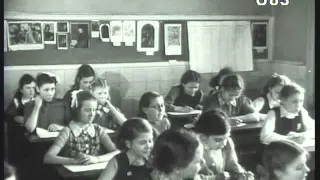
[36,127,59,138]
[167,110,202,116]
[63,162,108,172]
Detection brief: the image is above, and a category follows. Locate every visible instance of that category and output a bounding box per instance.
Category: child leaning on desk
[43,91,119,165]
[260,83,315,145]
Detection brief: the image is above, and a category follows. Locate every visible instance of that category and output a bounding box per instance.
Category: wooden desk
[55,165,103,180]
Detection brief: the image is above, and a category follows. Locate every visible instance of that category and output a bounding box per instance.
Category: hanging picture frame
[70,22,90,48]
[57,33,68,50]
[122,21,136,46]
[164,24,182,55]
[91,20,100,38]
[100,24,110,42]
[42,21,57,44]
[57,21,69,33]
[110,21,122,46]
[7,21,44,51]
[137,21,159,54]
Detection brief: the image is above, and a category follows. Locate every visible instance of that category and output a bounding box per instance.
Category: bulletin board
[4,20,189,66]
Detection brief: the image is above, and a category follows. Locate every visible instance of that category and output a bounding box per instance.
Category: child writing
[24,72,70,133]
[43,91,119,165]
[89,77,126,130]
[63,64,95,106]
[165,70,204,112]
[137,91,170,135]
[258,140,310,180]
[5,74,36,125]
[260,83,315,145]
[193,109,254,180]
[209,67,234,96]
[98,118,154,180]
[253,73,291,120]
[202,73,260,125]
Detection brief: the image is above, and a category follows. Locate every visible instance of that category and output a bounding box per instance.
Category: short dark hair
[220,73,244,91]
[209,67,234,88]
[193,109,231,136]
[4,161,16,179]
[72,91,97,120]
[137,91,162,119]
[180,70,201,85]
[116,118,153,151]
[263,74,291,94]
[152,128,200,174]
[35,73,58,87]
[72,64,95,90]
[14,74,35,99]
[279,83,305,100]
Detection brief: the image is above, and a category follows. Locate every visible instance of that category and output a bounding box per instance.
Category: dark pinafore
[113,152,152,180]
[259,95,271,114]
[273,107,306,135]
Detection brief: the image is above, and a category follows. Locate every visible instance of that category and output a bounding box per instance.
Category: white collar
[69,121,95,138]
[97,104,110,113]
[266,93,280,108]
[280,106,299,119]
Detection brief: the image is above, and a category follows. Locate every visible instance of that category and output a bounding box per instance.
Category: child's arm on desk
[97,126,120,162]
[234,97,260,123]
[293,108,315,139]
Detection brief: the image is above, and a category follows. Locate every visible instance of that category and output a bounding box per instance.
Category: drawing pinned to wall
[137,21,159,56]
[164,24,182,55]
[7,21,44,51]
[70,23,89,48]
[252,22,268,59]
[100,24,110,42]
[4,20,7,52]
[122,21,136,46]
[57,34,68,50]
[110,21,123,46]
[91,20,100,38]
[57,22,69,33]
[42,22,57,44]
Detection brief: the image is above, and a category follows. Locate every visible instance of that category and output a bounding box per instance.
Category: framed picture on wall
[91,20,100,38]
[57,33,68,50]
[110,21,123,46]
[7,21,44,51]
[137,21,159,54]
[251,22,268,60]
[70,22,90,48]
[42,22,57,44]
[122,21,136,46]
[57,22,69,33]
[164,24,182,55]
[100,24,110,42]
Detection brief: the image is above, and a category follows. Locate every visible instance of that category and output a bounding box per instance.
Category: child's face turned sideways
[127,132,154,159]
[91,87,109,105]
[78,99,98,124]
[38,83,55,102]
[281,93,304,114]
[275,154,309,180]
[20,82,36,99]
[144,97,166,122]
[269,85,283,101]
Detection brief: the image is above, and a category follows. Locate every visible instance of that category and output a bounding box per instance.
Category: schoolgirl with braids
[44,90,119,165]
[24,72,70,133]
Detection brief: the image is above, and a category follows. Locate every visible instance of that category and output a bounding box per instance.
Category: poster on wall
[42,22,57,44]
[110,21,123,46]
[57,22,69,33]
[91,20,100,38]
[4,20,7,52]
[122,21,136,46]
[100,24,110,42]
[7,21,44,51]
[137,21,159,55]
[70,22,90,48]
[57,33,68,50]
[164,24,182,55]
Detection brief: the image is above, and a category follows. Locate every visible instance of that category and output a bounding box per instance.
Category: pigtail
[70,89,83,108]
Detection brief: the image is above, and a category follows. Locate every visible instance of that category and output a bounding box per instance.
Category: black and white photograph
[164,24,182,55]
[42,22,56,44]
[7,21,44,51]
[122,21,135,46]
[57,22,69,33]
[137,21,159,53]
[57,33,68,49]
[252,22,267,47]
[99,24,110,42]
[110,21,122,46]
[70,23,89,48]
[91,20,100,38]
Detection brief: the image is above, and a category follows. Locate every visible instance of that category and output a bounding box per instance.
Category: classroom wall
[4,0,272,15]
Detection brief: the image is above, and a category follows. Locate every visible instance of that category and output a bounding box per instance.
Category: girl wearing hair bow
[252,73,291,121]
[44,90,119,165]
[24,72,70,133]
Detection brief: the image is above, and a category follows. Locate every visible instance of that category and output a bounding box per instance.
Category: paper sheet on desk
[301,138,315,148]
[167,110,202,116]
[64,162,108,172]
[36,127,59,138]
